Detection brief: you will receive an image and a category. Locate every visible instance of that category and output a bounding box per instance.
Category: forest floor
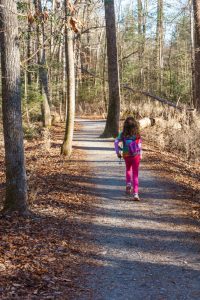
[0,118,200,299]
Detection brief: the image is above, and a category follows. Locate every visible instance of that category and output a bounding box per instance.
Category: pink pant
[124,155,140,193]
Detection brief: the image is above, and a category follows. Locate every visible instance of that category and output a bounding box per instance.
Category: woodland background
[1,0,199,156]
[0,0,200,210]
[0,1,200,298]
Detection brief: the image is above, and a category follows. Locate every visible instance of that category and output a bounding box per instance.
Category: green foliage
[78,80,103,104]
[17,2,28,12]
[23,124,41,140]
[21,83,43,122]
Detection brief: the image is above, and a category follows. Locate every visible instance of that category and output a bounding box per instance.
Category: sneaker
[126,184,132,195]
[133,193,140,201]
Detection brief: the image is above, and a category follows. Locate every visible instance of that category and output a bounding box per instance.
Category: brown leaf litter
[0,120,199,299]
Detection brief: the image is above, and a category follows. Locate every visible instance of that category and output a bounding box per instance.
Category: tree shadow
[73,145,114,151]
[1,201,199,299]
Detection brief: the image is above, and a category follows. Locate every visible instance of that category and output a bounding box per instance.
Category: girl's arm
[114,138,121,155]
[114,133,122,155]
[138,138,142,159]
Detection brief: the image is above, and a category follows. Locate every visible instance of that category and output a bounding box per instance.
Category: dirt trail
[73,119,200,300]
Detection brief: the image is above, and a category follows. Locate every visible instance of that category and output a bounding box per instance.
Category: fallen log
[122,84,183,110]
[80,67,194,111]
[138,117,182,130]
[138,117,155,129]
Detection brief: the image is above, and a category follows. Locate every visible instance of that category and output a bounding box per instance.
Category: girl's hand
[117,153,122,159]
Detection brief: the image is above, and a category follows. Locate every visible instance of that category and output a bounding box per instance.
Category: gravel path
[73,119,200,300]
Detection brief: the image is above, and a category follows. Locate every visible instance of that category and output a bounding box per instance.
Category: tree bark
[137,0,145,89]
[61,0,75,157]
[34,0,52,127]
[27,0,32,85]
[156,0,164,94]
[102,0,121,137]
[63,41,67,120]
[24,69,31,126]
[0,0,28,214]
[102,35,107,113]
[193,0,200,111]
[190,2,195,107]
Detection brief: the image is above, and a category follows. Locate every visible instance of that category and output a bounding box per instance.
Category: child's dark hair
[122,117,140,137]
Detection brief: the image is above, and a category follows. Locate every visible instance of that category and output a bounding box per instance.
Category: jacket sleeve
[138,138,142,157]
[114,132,122,155]
[138,138,142,150]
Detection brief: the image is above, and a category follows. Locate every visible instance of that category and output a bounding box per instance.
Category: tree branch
[80,67,194,110]
[81,25,105,35]
[119,51,138,62]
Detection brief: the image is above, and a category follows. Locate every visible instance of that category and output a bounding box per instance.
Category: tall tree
[193,0,200,111]
[101,0,121,137]
[61,0,76,156]
[137,0,144,89]
[156,0,164,94]
[34,0,52,127]
[0,0,28,214]
[27,0,32,85]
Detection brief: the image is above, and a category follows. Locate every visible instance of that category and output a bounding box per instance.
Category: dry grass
[76,101,106,118]
[122,100,200,163]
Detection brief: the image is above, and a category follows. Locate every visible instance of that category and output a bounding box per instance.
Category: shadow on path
[69,119,200,300]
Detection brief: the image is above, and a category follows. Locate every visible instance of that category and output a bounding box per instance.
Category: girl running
[114,117,142,201]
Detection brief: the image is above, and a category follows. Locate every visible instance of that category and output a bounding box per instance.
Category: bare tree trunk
[61,0,75,156]
[0,0,28,214]
[34,0,52,127]
[102,0,121,137]
[193,0,200,111]
[24,69,31,126]
[137,0,144,90]
[63,42,67,120]
[27,0,32,85]
[156,0,164,94]
[75,38,81,100]
[190,1,195,107]
[49,0,56,102]
[102,35,107,112]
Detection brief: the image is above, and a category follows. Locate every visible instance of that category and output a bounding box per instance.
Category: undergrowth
[122,100,200,163]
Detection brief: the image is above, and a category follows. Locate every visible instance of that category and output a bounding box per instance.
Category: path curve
[73,119,200,300]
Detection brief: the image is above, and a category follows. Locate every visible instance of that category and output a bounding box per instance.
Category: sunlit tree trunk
[137,0,144,89]
[63,42,67,119]
[24,69,31,126]
[0,0,28,214]
[156,0,164,94]
[190,2,195,107]
[143,0,148,89]
[102,0,121,137]
[49,0,56,104]
[102,35,107,112]
[61,0,75,156]
[27,0,32,85]
[34,0,52,127]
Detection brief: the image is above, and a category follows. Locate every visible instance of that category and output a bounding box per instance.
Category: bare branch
[80,67,194,111]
